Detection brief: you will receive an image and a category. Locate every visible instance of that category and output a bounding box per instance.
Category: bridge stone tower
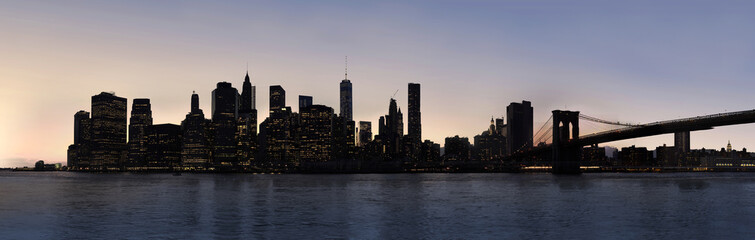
[552,110,581,174]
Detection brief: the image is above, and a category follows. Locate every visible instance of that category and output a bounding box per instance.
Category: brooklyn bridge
[510,109,755,174]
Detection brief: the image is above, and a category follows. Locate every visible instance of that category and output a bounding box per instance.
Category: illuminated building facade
[90,92,127,170]
[358,121,372,147]
[145,124,182,170]
[270,85,285,111]
[444,135,470,162]
[267,86,295,164]
[238,72,257,167]
[181,92,211,169]
[68,110,92,169]
[211,82,239,167]
[127,98,152,169]
[299,104,334,162]
[473,118,506,161]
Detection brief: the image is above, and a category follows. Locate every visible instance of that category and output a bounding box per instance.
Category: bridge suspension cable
[533,116,552,140]
[578,114,642,127]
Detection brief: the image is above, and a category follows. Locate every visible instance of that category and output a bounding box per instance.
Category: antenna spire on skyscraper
[345,56,348,80]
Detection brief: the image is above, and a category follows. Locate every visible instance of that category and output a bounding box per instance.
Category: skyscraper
[378,116,386,140]
[240,71,255,113]
[299,95,313,111]
[90,92,127,170]
[408,83,421,143]
[270,85,285,112]
[68,110,92,169]
[340,79,352,122]
[506,100,533,155]
[299,104,334,162]
[385,98,401,158]
[181,92,211,169]
[397,108,403,136]
[238,72,258,166]
[358,121,372,147]
[73,110,91,145]
[127,98,152,169]
[267,86,294,164]
[211,82,239,167]
[473,118,506,161]
[444,135,471,162]
[145,124,182,170]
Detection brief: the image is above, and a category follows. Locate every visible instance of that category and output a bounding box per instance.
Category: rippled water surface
[1,172,755,239]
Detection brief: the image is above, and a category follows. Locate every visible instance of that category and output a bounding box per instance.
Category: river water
[1,172,754,239]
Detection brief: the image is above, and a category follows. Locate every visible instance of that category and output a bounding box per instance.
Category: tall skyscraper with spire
[340,57,353,122]
[237,72,257,166]
[239,71,257,132]
[241,72,254,113]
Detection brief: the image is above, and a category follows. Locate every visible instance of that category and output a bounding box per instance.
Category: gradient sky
[2,0,755,167]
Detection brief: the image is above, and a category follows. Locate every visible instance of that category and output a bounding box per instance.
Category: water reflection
[2,172,755,239]
[677,180,709,191]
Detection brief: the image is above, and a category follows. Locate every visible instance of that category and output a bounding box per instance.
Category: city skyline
[3,0,755,167]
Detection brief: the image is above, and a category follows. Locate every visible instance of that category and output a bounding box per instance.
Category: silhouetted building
[358,121,372,147]
[240,72,256,113]
[333,116,355,159]
[74,111,91,145]
[340,79,352,122]
[68,110,92,169]
[145,124,182,170]
[127,98,152,169]
[384,99,402,159]
[236,115,256,167]
[300,105,334,162]
[674,131,690,166]
[418,140,441,162]
[265,86,295,164]
[90,92,127,170]
[408,83,421,143]
[619,145,653,167]
[656,144,676,167]
[266,107,295,164]
[397,108,404,137]
[495,118,506,137]
[211,82,239,167]
[582,145,608,166]
[444,135,470,161]
[473,118,506,161]
[181,92,211,170]
[506,101,533,155]
[674,131,690,153]
[270,85,285,112]
[378,116,386,140]
[238,73,258,167]
[299,95,313,111]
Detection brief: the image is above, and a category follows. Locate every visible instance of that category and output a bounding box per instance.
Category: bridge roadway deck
[573,109,755,147]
